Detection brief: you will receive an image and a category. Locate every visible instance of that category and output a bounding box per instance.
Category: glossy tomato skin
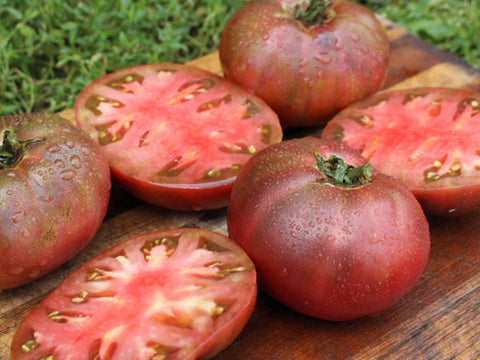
[75,63,282,211]
[322,87,480,217]
[219,0,390,128]
[227,137,430,321]
[11,228,257,360]
[0,113,111,290]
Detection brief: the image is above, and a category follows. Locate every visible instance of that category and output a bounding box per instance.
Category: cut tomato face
[74,63,282,210]
[322,87,480,217]
[11,228,257,360]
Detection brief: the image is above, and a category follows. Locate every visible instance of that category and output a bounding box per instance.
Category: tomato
[219,0,390,128]
[11,228,257,360]
[0,113,110,290]
[74,63,282,211]
[322,87,480,217]
[227,137,430,321]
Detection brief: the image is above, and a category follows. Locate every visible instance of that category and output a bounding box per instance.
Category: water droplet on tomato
[70,155,82,169]
[65,140,75,149]
[6,189,14,196]
[8,266,24,275]
[299,58,309,68]
[40,193,52,203]
[12,211,25,223]
[335,38,344,51]
[314,54,332,64]
[55,159,66,168]
[28,268,41,279]
[351,32,360,43]
[326,234,335,242]
[48,144,62,153]
[60,169,77,181]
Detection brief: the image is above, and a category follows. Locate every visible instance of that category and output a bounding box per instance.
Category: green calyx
[0,129,44,169]
[314,151,373,187]
[294,0,335,27]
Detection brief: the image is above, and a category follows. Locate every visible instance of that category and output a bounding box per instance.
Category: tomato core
[314,152,373,187]
[0,129,44,169]
[294,0,335,27]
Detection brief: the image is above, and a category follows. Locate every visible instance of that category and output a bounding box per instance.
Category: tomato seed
[213,305,225,316]
[152,356,167,360]
[425,171,440,181]
[87,268,109,281]
[353,114,374,128]
[206,169,221,178]
[48,310,66,323]
[39,356,54,360]
[244,99,260,118]
[448,162,462,176]
[248,145,257,154]
[21,340,37,352]
[71,290,89,304]
[142,237,178,260]
[199,239,226,252]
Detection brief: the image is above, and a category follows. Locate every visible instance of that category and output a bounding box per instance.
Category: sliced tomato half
[322,87,480,216]
[11,228,257,360]
[74,63,283,210]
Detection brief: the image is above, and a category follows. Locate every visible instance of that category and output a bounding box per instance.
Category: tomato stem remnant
[314,151,373,187]
[0,129,44,169]
[295,0,334,27]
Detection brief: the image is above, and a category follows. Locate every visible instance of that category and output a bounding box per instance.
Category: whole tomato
[219,0,390,128]
[0,113,111,290]
[227,137,430,321]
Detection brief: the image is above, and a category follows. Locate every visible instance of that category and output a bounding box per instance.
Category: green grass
[357,0,480,69]
[1,0,478,115]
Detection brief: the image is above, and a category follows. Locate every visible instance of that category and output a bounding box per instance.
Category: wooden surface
[2,21,480,359]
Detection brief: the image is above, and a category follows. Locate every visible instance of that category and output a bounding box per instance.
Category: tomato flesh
[75,63,282,210]
[322,87,480,216]
[11,228,257,360]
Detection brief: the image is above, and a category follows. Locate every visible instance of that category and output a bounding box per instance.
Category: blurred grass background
[1,0,478,115]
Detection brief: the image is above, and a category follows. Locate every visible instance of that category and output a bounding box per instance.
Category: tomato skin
[75,63,282,211]
[0,113,111,290]
[109,164,234,212]
[322,87,480,217]
[219,0,390,128]
[227,137,430,321]
[11,228,256,360]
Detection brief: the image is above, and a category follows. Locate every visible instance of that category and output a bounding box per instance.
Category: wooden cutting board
[2,20,480,359]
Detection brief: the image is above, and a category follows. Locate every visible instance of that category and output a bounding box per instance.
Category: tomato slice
[322,87,480,216]
[74,63,282,210]
[11,228,257,360]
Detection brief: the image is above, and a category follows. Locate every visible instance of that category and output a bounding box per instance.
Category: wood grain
[2,20,480,359]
